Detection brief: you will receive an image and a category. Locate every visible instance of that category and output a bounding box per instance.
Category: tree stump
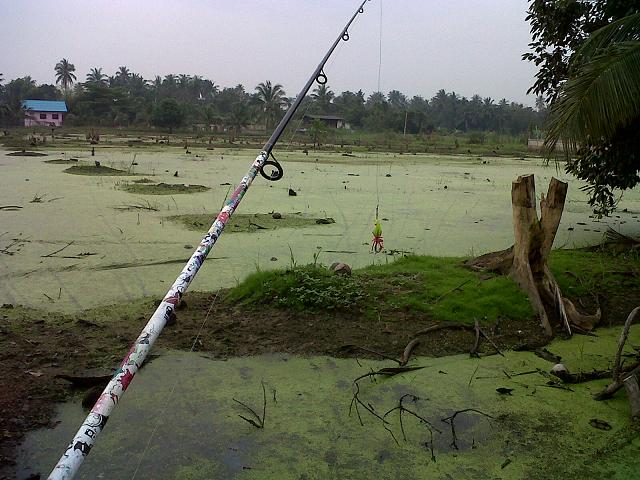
[466,175,601,336]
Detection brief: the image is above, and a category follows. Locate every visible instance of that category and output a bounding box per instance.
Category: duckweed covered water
[0,148,638,312]
[13,325,640,479]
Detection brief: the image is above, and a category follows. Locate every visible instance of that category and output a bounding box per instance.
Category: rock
[288,188,297,196]
[330,262,352,276]
[270,257,278,262]
[272,212,282,219]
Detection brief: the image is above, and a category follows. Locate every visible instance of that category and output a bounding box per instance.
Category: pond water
[13,325,640,479]
[1,148,638,311]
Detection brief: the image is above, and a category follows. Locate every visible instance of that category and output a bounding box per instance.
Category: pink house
[23,100,68,127]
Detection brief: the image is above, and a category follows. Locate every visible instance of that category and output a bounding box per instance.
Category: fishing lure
[371,208,384,253]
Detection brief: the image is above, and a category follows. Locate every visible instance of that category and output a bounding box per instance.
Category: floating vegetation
[7,151,47,157]
[122,183,209,195]
[64,165,134,176]
[44,158,78,164]
[132,177,154,184]
[167,212,333,233]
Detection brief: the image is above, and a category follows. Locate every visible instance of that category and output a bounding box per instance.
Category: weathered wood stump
[466,174,601,336]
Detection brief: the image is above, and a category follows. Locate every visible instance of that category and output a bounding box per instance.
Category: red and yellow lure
[371,207,384,253]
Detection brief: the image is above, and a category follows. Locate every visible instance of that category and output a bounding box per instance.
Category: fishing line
[130,290,221,480]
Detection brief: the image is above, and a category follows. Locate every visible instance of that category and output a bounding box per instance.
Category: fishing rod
[48,1,372,478]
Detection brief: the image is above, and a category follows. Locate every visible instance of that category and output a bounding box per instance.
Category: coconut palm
[311,84,335,114]
[545,12,640,153]
[544,12,640,215]
[86,67,107,85]
[255,80,287,129]
[54,58,77,92]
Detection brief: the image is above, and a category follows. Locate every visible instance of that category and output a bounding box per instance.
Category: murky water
[13,325,640,479]
[1,148,639,312]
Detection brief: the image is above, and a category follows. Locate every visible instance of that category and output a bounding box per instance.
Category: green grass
[226,255,534,325]
[550,248,640,299]
[226,249,640,326]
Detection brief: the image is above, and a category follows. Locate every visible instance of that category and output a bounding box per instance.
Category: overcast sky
[0,0,538,105]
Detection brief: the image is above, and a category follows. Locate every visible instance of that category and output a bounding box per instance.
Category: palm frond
[576,12,640,61]
[545,41,640,154]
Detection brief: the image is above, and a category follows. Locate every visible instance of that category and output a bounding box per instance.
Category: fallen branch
[432,279,472,304]
[42,241,74,258]
[382,394,442,447]
[0,205,23,211]
[399,339,420,366]
[414,321,474,336]
[470,319,481,358]
[441,408,494,450]
[595,307,640,400]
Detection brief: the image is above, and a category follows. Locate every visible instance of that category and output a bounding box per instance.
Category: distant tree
[86,68,107,85]
[387,90,408,110]
[334,90,366,127]
[311,84,335,114]
[225,101,252,142]
[151,99,184,133]
[115,66,131,86]
[55,58,76,93]
[255,80,287,130]
[309,118,328,147]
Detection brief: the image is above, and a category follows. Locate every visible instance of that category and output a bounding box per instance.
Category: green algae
[14,326,640,479]
[168,212,328,233]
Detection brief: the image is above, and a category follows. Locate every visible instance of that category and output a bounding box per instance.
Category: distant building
[303,114,351,130]
[23,100,68,127]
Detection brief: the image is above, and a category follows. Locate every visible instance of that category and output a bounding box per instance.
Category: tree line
[0,62,544,135]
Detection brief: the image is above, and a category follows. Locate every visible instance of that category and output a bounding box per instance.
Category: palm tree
[86,67,107,85]
[544,12,640,215]
[255,80,287,129]
[226,102,253,142]
[115,66,131,86]
[311,84,335,114]
[545,12,640,154]
[55,58,77,93]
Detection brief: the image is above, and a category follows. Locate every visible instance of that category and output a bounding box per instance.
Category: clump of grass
[132,177,154,184]
[122,183,209,195]
[227,255,534,324]
[226,265,366,312]
[64,165,133,176]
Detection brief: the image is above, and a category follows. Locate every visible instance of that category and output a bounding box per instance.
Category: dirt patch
[168,213,335,232]
[7,151,47,157]
[122,182,209,195]
[64,165,134,176]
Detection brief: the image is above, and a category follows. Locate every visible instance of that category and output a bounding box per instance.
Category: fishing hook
[259,153,284,181]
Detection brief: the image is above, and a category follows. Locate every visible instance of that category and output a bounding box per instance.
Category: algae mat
[1,148,639,312]
[14,326,640,479]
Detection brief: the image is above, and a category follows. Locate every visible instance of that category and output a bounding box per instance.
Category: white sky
[0,0,538,105]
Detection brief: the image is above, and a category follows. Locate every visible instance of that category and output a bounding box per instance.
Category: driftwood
[399,339,420,366]
[595,307,640,402]
[466,175,601,336]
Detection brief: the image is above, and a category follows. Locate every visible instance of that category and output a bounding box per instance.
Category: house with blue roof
[22,100,68,127]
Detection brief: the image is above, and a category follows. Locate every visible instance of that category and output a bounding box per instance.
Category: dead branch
[0,205,23,211]
[595,307,640,400]
[478,325,504,357]
[382,394,442,446]
[470,319,481,358]
[399,339,420,366]
[42,241,74,258]
[441,408,494,450]
[350,346,401,365]
[414,321,474,336]
[432,279,472,304]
